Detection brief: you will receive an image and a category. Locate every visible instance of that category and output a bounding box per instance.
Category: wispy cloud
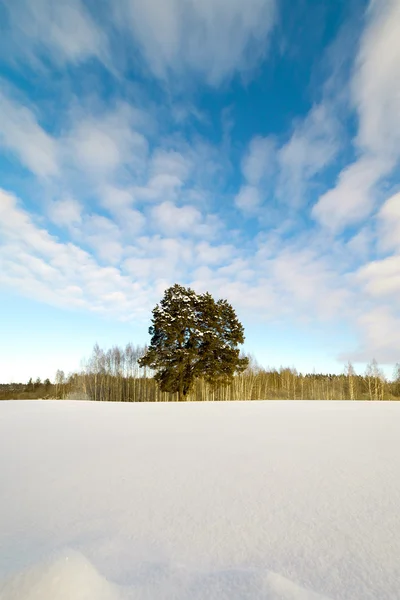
[235,186,262,214]
[352,0,400,159]
[341,306,400,364]
[151,201,202,236]
[3,0,107,67]
[313,0,400,232]
[242,136,276,186]
[235,136,275,214]
[48,197,83,228]
[312,155,388,231]
[66,103,149,179]
[377,192,400,254]
[115,0,277,85]
[278,102,341,205]
[0,188,150,316]
[0,87,59,178]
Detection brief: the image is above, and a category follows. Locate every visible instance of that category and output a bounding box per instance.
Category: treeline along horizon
[2,342,400,401]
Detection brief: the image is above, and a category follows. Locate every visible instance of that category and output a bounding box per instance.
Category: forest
[1,343,400,401]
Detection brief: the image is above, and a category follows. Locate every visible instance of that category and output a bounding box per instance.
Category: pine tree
[138,284,249,401]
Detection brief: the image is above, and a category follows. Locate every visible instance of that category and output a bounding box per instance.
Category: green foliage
[138,284,249,400]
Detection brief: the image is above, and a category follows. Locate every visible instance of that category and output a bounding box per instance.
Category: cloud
[338,246,400,364]
[268,245,352,320]
[352,0,400,159]
[313,0,400,233]
[67,104,148,178]
[123,236,193,281]
[346,227,373,261]
[341,306,400,364]
[150,149,192,181]
[376,192,400,254]
[4,185,398,369]
[78,214,124,264]
[0,188,152,316]
[0,88,59,178]
[235,186,261,213]
[100,187,146,238]
[312,155,388,231]
[195,241,236,266]
[48,198,82,227]
[356,255,400,300]
[3,0,107,67]
[242,136,275,186]
[236,102,340,216]
[116,0,276,84]
[235,136,275,214]
[151,201,202,235]
[278,102,340,205]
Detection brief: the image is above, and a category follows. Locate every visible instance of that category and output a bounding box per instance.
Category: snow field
[1,400,400,600]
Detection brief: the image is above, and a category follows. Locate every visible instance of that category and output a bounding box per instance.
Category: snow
[1,400,400,600]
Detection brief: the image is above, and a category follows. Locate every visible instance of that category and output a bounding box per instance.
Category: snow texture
[1,400,400,600]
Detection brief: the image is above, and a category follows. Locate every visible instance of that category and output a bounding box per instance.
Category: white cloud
[79,214,124,265]
[3,186,398,367]
[235,136,275,215]
[0,188,154,316]
[151,201,202,235]
[100,186,135,210]
[48,198,82,227]
[352,0,400,159]
[123,236,193,281]
[4,0,107,66]
[194,242,235,266]
[150,149,191,181]
[242,136,275,186]
[0,89,59,178]
[268,246,351,320]
[377,192,400,253]
[346,227,373,261]
[117,0,276,84]
[342,306,400,364]
[101,186,146,237]
[312,155,388,231]
[313,0,400,233]
[236,102,340,217]
[235,186,261,213]
[67,104,148,178]
[278,102,340,205]
[356,255,400,299]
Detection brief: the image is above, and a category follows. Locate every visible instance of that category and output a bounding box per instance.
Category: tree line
[71,348,400,402]
[1,351,400,401]
[1,284,400,401]
[0,371,70,400]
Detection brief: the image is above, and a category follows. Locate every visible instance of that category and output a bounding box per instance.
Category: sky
[0,0,399,383]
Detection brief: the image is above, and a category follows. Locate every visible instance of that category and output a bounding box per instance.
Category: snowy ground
[1,400,400,600]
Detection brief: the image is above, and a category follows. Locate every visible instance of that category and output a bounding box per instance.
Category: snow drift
[0,548,331,600]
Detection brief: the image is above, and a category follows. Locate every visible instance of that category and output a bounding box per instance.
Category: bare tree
[345,361,356,400]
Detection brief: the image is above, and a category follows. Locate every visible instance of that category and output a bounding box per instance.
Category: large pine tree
[138,284,249,401]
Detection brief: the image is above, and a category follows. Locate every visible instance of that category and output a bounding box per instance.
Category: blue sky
[0,0,399,383]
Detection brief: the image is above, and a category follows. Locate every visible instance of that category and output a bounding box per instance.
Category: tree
[365,359,385,400]
[55,369,65,399]
[345,361,356,400]
[138,283,249,401]
[392,363,400,397]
